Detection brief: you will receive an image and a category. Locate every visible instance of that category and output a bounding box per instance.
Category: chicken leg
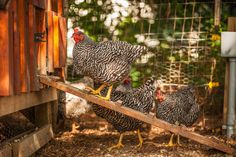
[96,85,113,100]
[136,129,143,148]
[108,133,124,151]
[86,84,113,100]
[177,134,182,146]
[71,121,79,134]
[85,84,106,96]
[165,134,176,147]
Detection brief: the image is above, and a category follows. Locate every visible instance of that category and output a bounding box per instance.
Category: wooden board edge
[12,124,53,157]
[0,88,58,117]
[0,144,12,157]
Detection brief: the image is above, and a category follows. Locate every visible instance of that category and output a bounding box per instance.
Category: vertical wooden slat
[0,7,13,96]
[13,0,21,94]
[29,4,40,91]
[53,13,59,68]
[214,0,221,26]
[47,11,54,72]
[18,0,30,93]
[36,8,47,75]
[58,0,63,16]
[47,0,52,11]
[59,17,66,67]
[31,0,46,9]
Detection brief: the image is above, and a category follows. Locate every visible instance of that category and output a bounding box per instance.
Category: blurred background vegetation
[66,0,236,88]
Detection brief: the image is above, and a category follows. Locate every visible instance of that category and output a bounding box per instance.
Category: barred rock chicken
[155,86,200,146]
[92,78,157,151]
[72,28,148,100]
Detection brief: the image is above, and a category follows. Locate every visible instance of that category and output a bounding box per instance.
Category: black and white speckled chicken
[92,78,157,150]
[155,86,200,146]
[72,28,148,100]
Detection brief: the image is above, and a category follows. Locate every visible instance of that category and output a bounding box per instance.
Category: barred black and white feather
[72,33,147,85]
[92,79,155,132]
[156,86,200,127]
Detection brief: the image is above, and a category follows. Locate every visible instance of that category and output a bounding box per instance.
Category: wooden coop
[0,0,66,156]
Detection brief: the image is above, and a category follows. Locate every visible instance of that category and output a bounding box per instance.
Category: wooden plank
[12,124,53,157]
[39,75,235,154]
[214,0,221,26]
[51,100,59,131]
[29,4,40,91]
[59,17,67,67]
[51,0,58,12]
[0,88,57,117]
[47,11,54,72]
[53,13,59,68]
[35,102,52,127]
[0,9,13,96]
[13,0,21,95]
[58,0,63,16]
[0,0,9,9]
[31,0,46,9]
[47,0,51,11]
[0,144,12,157]
[18,0,30,93]
[228,17,236,31]
[36,8,47,75]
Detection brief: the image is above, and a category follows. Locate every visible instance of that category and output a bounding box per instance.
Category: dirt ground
[36,112,234,157]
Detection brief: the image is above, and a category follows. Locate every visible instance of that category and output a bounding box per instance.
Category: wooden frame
[0,88,57,117]
[12,124,53,157]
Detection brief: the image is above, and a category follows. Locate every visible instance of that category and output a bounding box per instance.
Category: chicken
[58,77,94,133]
[72,28,147,100]
[92,78,158,151]
[155,86,200,146]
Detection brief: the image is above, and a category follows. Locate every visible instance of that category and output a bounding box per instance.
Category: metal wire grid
[68,0,221,85]
[0,110,36,144]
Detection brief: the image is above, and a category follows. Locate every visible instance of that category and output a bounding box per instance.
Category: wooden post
[214,0,221,26]
[39,75,234,154]
[35,102,52,127]
[51,100,59,131]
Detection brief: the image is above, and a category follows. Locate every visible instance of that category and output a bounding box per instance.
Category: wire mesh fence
[67,0,229,85]
[0,109,36,144]
[66,0,236,123]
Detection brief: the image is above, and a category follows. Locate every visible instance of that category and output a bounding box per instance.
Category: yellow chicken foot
[177,134,182,146]
[165,134,176,147]
[96,85,113,101]
[136,129,143,148]
[85,84,107,96]
[71,122,79,134]
[108,133,124,151]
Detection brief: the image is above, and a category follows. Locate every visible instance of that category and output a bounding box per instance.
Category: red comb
[74,27,79,33]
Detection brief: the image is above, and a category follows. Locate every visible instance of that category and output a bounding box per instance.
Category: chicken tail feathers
[127,45,148,63]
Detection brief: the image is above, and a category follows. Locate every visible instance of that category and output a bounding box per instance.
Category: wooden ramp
[39,75,234,154]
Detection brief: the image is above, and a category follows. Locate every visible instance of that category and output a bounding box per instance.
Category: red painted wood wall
[0,0,67,96]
